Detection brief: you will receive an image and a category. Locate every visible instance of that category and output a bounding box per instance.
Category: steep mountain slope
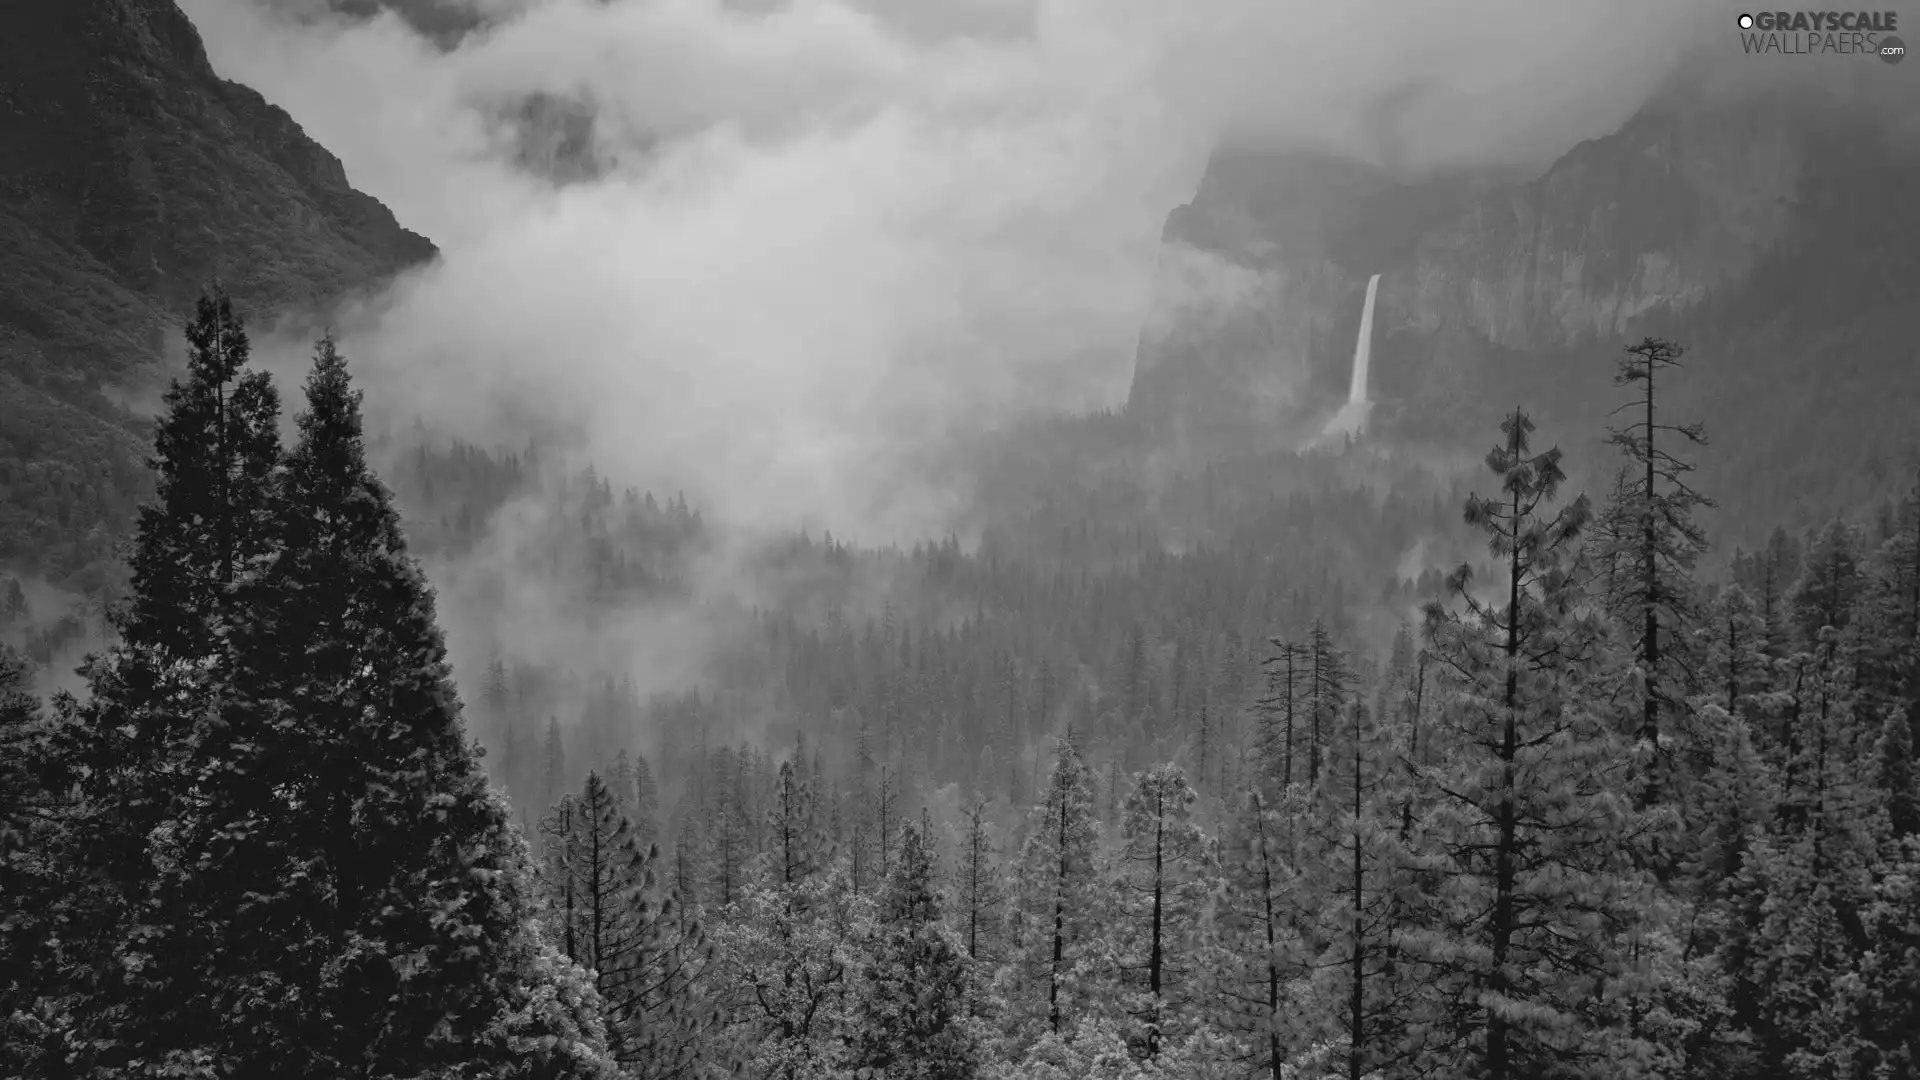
[1130,86,1920,547]
[0,0,435,585]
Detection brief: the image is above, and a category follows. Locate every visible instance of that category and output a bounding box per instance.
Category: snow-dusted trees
[1414,408,1663,1080]
[954,798,1007,995]
[854,822,977,1079]
[1304,699,1427,1080]
[51,327,618,1078]
[1214,787,1313,1079]
[1010,736,1108,1039]
[1596,336,1712,756]
[1115,763,1211,1056]
[541,771,716,1078]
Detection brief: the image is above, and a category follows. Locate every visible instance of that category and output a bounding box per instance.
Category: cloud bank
[179,0,1722,544]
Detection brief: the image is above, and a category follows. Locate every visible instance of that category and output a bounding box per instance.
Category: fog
[178,0,1726,537]
[164,0,1733,726]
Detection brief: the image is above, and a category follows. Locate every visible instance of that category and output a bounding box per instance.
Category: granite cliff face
[0,0,436,383]
[1131,90,1873,419]
[0,0,435,581]
[1128,86,1920,537]
[1384,93,1805,353]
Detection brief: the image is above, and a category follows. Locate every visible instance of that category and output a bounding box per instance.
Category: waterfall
[1347,272,1381,406]
[1319,272,1382,441]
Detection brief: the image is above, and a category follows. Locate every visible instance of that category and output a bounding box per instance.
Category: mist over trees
[4,292,1920,1080]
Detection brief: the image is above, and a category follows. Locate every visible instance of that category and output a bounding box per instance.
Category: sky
[178,0,1723,544]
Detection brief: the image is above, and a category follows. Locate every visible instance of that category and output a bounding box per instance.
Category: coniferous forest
[4,288,1920,1080]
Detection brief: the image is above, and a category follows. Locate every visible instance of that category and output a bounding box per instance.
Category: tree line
[2,296,1918,1080]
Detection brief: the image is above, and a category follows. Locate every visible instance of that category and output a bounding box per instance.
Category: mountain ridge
[1128,83,1920,544]
[0,0,437,584]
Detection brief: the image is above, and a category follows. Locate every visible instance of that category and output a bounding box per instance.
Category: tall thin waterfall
[1320,272,1382,440]
[1347,272,1381,406]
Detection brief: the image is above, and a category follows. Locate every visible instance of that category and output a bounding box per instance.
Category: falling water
[1320,272,1382,440]
[1347,272,1381,407]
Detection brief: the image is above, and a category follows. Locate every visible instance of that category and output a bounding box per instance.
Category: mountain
[0,0,435,586]
[1130,85,1920,546]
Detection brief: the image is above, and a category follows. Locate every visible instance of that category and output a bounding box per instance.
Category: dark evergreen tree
[854,823,977,1080]
[0,645,60,1076]
[1597,337,1712,759]
[1217,787,1313,1080]
[1254,638,1308,793]
[47,291,288,1075]
[1013,736,1106,1037]
[954,798,1006,993]
[1115,762,1210,1057]
[122,287,282,659]
[1415,409,1662,1080]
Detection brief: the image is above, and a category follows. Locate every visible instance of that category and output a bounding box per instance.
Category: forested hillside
[4,293,1917,1079]
[0,0,433,594]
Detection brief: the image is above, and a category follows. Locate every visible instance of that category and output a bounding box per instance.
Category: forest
[2,293,1918,1080]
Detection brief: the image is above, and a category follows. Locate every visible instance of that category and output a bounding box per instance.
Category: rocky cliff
[0,0,436,582]
[1129,85,1920,540]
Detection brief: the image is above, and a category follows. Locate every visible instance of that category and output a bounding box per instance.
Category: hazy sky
[180,0,1718,541]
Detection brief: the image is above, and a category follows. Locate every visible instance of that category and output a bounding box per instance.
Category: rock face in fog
[0,0,437,385]
[0,0,436,581]
[1390,95,1801,351]
[1126,90,1838,432]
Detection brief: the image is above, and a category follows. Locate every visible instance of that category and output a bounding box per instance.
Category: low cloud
[180,0,1728,538]
[175,0,1734,719]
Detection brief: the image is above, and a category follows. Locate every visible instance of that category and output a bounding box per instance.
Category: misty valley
[5,2,1920,1080]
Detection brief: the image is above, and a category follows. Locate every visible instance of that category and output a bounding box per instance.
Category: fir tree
[1415,408,1663,1080]
[95,334,615,1077]
[45,292,291,1075]
[0,644,62,1075]
[1254,639,1308,794]
[854,822,977,1079]
[543,772,715,1078]
[1216,787,1314,1080]
[1305,699,1426,1080]
[954,798,1006,1004]
[632,750,662,852]
[1014,736,1106,1039]
[1304,619,1347,787]
[1599,336,1711,757]
[1115,762,1211,1057]
[122,287,282,659]
[542,716,569,822]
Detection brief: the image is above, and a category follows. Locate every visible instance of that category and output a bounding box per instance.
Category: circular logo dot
[1738,13,1754,28]
[1882,34,1906,64]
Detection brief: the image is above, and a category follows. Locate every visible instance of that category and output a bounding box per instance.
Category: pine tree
[0,644,62,1075]
[769,759,831,889]
[954,798,1006,1006]
[1305,699,1426,1080]
[95,334,616,1077]
[632,751,662,852]
[854,822,978,1079]
[47,293,283,1073]
[1115,762,1211,1057]
[1414,408,1663,1080]
[0,643,43,919]
[1304,619,1347,787]
[1216,787,1315,1080]
[1254,639,1308,794]
[44,291,290,1074]
[542,794,585,963]
[122,287,283,659]
[1599,338,1712,758]
[545,716,570,827]
[1013,736,1106,1039]
[543,772,716,1079]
